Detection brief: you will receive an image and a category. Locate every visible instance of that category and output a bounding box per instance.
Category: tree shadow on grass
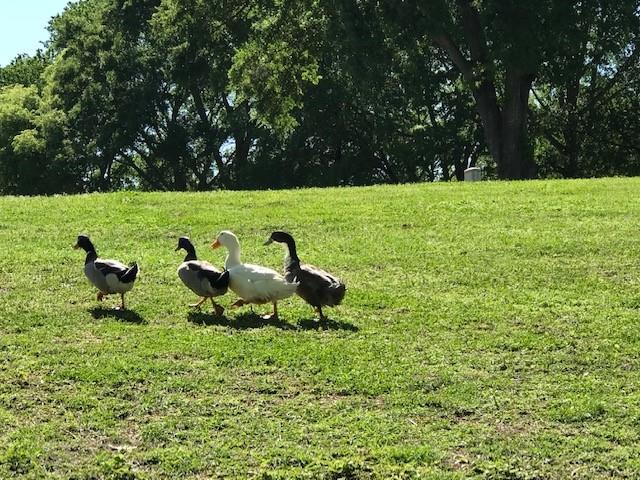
[89,307,147,324]
[297,317,359,332]
[188,311,297,330]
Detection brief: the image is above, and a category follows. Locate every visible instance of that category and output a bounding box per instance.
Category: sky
[0,0,71,66]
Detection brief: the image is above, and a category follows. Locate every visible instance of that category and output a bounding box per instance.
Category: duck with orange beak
[211,231,298,320]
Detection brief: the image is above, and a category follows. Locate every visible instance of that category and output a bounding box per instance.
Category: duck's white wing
[229,263,298,302]
[244,263,287,280]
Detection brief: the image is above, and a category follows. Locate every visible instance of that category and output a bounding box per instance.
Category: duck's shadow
[90,307,147,324]
[188,311,296,330]
[188,311,358,332]
[298,317,359,332]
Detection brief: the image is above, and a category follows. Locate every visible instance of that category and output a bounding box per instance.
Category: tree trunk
[435,1,536,180]
[173,158,187,190]
[454,160,465,181]
[562,77,580,177]
[471,79,503,173]
[233,134,251,186]
[434,41,535,179]
[191,87,226,186]
[441,156,451,181]
[500,70,535,179]
[467,72,535,180]
[98,153,113,191]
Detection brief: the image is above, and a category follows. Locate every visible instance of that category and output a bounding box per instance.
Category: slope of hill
[1,178,639,478]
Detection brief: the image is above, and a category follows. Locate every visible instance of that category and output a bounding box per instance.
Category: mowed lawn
[1,178,640,479]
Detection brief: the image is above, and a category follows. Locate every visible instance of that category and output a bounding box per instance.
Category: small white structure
[464,167,483,182]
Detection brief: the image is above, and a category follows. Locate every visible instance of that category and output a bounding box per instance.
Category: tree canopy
[0,0,638,194]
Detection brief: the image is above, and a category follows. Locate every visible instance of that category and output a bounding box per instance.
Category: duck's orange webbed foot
[189,297,208,309]
[262,302,279,321]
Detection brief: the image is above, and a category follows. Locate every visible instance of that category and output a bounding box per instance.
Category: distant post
[464,167,483,182]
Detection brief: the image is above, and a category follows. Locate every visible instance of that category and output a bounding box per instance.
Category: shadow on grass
[188,311,297,330]
[89,307,147,324]
[188,311,358,332]
[297,317,359,332]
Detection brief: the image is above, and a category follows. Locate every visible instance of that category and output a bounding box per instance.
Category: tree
[150,0,262,188]
[48,0,177,190]
[46,0,320,190]
[531,3,640,177]
[0,52,50,88]
[337,0,638,179]
[2,0,637,194]
[0,82,77,194]
[237,0,483,186]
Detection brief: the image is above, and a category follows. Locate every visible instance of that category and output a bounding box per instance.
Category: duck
[73,234,139,310]
[175,236,229,316]
[264,231,346,322]
[211,230,298,320]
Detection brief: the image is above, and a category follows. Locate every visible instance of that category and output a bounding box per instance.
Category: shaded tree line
[0,0,639,194]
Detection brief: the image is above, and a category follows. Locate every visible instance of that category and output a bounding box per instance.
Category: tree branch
[531,87,552,113]
[432,33,473,80]
[456,0,492,66]
[580,43,639,115]
[113,154,169,190]
[130,145,171,189]
[191,86,226,176]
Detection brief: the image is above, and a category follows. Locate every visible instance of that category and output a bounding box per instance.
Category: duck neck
[183,245,197,262]
[85,250,97,265]
[225,244,242,268]
[283,238,300,268]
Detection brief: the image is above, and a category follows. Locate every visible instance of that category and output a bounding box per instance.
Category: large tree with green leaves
[0,82,77,195]
[236,0,482,186]
[531,2,640,177]
[333,0,640,179]
[45,0,323,190]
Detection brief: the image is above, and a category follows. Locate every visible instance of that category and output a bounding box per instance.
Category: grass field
[1,178,640,479]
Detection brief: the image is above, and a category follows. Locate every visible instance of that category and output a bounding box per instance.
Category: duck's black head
[264,231,295,246]
[264,230,299,264]
[176,236,197,261]
[175,236,194,252]
[74,235,95,253]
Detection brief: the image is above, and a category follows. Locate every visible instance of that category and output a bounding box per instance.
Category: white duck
[211,230,298,320]
[74,234,138,310]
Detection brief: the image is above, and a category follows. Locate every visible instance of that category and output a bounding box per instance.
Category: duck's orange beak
[211,239,221,249]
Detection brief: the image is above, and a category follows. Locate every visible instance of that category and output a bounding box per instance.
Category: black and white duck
[264,231,346,322]
[175,236,229,316]
[74,234,138,310]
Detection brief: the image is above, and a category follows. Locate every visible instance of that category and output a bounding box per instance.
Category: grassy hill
[1,178,640,479]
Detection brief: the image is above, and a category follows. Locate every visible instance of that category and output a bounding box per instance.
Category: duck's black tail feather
[121,263,138,283]
[218,270,230,288]
[204,269,230,290]
[329,282,346,306]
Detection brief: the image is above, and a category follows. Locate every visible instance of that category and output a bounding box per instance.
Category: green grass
[1,178,640,479]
